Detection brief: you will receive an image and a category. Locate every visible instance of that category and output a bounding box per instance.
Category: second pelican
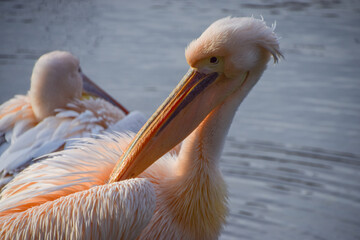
[0,51,144,188]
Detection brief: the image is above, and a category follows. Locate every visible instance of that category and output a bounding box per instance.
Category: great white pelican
[0,17,282,239]
[0,51,146,188]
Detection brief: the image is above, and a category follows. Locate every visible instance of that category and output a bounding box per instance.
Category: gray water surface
[1,0,360,239]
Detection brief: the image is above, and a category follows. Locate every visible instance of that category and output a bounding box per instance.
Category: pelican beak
[81,73,129,115]
[109,68,236,182]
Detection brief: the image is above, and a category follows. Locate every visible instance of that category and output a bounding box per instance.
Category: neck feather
[177,83,243,176]
[151,81,245,239]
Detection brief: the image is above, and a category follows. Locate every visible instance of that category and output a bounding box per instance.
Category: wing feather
[0,178,156,240]
[0,95,37,156]
[0,132,135,215]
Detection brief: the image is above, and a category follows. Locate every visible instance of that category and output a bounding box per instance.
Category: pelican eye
[78,67,82,73]
[210,57,219,64]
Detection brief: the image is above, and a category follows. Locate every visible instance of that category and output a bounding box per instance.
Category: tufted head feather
[185,17,282,77]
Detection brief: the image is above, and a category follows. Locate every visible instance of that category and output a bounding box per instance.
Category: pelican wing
[0,98,125,188]
[0,178,156,240]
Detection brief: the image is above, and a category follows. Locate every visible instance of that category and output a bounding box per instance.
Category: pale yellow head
[186,17,281,78]
[29,51,83,120]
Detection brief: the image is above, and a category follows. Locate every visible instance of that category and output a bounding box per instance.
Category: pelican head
[110,17,282,182]
[29,51,83,120]
[186,17,281,77]
[29,51,128,121]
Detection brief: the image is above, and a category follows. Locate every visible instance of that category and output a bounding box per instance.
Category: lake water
[1,0,360,239]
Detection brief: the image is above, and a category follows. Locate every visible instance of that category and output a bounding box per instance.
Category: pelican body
[0,17,282,239]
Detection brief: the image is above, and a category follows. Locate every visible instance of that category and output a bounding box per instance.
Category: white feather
[0,98,125,185]
[109,111,147,134]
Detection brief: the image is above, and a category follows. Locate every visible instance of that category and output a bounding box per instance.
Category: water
[1,0,360,239]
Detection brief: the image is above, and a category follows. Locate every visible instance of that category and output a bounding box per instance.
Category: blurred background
[1,0,359,239]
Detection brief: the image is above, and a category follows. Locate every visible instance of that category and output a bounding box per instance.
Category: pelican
[0,17,281,239]
[0,51,146,188]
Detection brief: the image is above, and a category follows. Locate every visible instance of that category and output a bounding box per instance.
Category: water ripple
[221,138,360,239]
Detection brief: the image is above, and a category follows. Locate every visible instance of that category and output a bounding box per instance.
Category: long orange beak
[108,68,237,182]
[82,73,129,115]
